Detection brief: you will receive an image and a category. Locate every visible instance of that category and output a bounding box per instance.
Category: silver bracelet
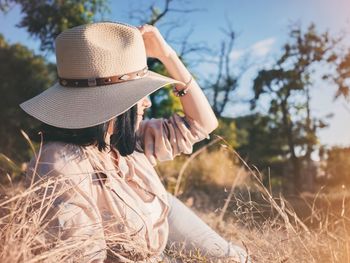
[172,76,193,97]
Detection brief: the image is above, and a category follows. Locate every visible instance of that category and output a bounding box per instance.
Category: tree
[252,23,338,191]
[203,22,250,117]
[0,34,54,163]
[235,114,289,166]
[0,0,108,52]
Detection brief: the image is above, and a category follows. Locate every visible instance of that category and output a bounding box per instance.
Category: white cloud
[230,49,245,60]
[250,37,276,57]
[227,37,276,62]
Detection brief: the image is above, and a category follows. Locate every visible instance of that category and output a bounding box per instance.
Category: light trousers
[162,192,251,263]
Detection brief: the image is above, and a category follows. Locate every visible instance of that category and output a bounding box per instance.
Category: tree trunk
[304,86,315,192]
[280,98,301,192]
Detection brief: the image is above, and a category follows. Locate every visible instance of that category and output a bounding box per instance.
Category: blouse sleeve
[136,113,210,166]
[26,145,107,262]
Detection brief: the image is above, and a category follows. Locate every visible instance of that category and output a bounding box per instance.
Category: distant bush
[325,146,350,185]
[156,147,250,195]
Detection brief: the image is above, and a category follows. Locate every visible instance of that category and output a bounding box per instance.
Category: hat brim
[19,71,185,129]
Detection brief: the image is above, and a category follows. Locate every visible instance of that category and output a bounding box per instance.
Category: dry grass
[0,134,349,262]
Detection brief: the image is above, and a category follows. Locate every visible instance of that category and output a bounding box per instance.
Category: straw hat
[19,21,185,129]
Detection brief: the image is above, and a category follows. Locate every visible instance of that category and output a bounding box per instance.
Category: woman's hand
[137,24,175,61]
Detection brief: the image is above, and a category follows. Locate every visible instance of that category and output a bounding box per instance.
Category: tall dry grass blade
[341,185,346,217]
[28,132,43,188]
[0,153,16,166]
[217,168,244,225]
[214,135,311,235]
[6,173,13,188]
[20,130,37,159]
[174,137,221,196]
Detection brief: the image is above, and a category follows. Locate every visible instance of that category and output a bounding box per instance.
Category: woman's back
[26,113,209,262]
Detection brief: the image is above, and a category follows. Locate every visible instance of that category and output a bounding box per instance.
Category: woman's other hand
[137,24,175,61]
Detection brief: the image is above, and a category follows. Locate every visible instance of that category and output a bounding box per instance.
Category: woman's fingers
[137,24,157,35]
[137,24,148,32]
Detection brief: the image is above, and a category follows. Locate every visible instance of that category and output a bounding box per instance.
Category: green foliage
[0,34,54,162]
[334,48,350,99]
[146,58,186,118]
[0,0,11,11]
[325,147,350,185]
[213,117,238,149]
[234,113,290,182]
[235,114,288,163]
[1,0,108,52]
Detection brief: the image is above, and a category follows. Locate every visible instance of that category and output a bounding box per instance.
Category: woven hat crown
[20,21,184,129]
[56,22,147,79]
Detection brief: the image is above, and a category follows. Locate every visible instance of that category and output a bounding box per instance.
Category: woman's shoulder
[26,141,88,183]
[31,141,85,165]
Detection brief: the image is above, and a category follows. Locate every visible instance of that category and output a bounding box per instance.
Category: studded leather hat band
[59,66,149,87]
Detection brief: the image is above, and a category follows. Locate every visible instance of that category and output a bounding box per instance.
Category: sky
[1,0,350,147]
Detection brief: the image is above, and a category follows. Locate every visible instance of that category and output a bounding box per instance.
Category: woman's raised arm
[161,50,218,133]
[138,24,218,134]
[160,50,219,133]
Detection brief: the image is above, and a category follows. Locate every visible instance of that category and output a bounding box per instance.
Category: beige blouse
[26,113,209,263]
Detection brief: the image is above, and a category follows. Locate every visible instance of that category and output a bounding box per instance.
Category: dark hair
[35,104,138,156]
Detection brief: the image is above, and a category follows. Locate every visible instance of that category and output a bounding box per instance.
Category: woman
[20,22,250,262]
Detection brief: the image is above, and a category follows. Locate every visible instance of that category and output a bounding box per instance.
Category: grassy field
[156,145,350,263]
[0,140,349,262]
